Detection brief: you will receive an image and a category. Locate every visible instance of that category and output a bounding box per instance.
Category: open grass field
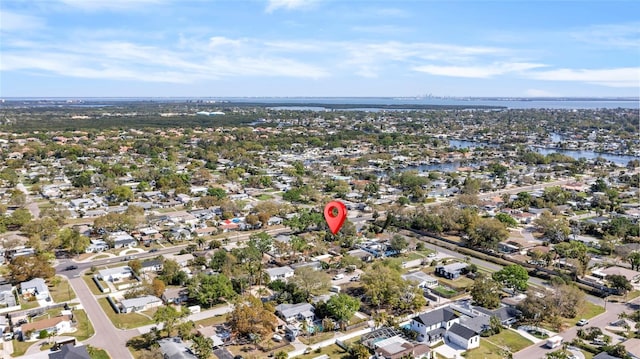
[49,276,77,303]
[486,329,533,352]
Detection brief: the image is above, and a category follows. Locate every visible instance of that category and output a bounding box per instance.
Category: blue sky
[1,0,639,97]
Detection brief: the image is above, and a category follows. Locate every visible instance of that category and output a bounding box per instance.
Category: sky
[1,0,639,98]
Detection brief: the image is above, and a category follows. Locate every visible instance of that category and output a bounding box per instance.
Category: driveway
[432,339,465,359]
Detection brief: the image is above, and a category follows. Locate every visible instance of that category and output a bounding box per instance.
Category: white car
[576,319,589,326]
[272,334,283,342]
[427,253,437,258]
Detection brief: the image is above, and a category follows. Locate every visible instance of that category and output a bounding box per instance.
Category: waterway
[448,139,638,166]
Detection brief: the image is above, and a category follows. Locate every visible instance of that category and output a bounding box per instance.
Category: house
[475,305,521,326]
[346,249,374,262]
[593,353,622,359]
[140,259,163,273]
[110,231,137,249]
[97,266,132,281]
[162,287,189,304]
[447,323,480,350]
[158,337,197,359]
[49,344,91,359]
[592,266,640,283]
[410,307,460,344]
[0,284,15,306]
[402,271,438,289]
[120,295,163,313]
[20,278,49,300]
[19,315,72,341]
[373,335,431,359]
[275,302,315,324]
[167,253,194,267]
[291,261,323,271]
[86,239,109,253]
[265,266,295,282]
[435,263,468,280]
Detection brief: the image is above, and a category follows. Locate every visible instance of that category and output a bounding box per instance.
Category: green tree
[493,265,529,292]
[389,235,409,253]
[534,211,570,243]
[326,293,361,324]
[289,266,331,299]
[467,217,508,250]
[629,252,640,271]
[153,305,188,337]
[607,274,632,295]
[188,273,236,308]
[495,213,518,227]
[109,185,134,203]
[8,254,55,283]
[191,335,214,359]
[470,274,502,309]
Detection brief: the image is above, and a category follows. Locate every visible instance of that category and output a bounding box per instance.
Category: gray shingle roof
[413,307,459,326]
[449,323,478,340]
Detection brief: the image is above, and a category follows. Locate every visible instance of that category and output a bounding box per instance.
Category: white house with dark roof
[410,307,460,344]
[447,323,480,350]
[265,266,295,282]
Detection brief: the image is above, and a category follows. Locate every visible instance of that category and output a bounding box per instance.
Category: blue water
[229,97,639,110]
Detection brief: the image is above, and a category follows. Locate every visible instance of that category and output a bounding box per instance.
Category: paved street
[67,275,135,359]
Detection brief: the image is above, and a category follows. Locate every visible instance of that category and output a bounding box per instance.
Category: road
[54,227,288,359]
[513,296,640,359]
[416,234,604,305]
[67,275,135,359]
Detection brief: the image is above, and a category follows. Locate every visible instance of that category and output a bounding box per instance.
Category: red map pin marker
[324,200,347,235]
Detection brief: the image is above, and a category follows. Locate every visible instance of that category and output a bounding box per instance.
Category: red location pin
[324,200,347,235]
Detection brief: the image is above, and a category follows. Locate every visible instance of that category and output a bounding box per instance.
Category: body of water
[448,139,638,166]
[235,97,639,110]
[8,97,636,110]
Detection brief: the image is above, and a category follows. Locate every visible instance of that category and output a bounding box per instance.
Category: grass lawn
[88,347,111,359]
[193,314,228,327]
[464,340,507,359]
[295,343,348,359]
[20,298,40,310]
[403,252,426,261]
[486,330,533,352]
[432,285,457,297]
[49,276,77,303]
[560,301,605,328]
[83,275,108,295]
[11,340,34,357]
[97,298,154,329]
[257,194,273,200]
[437,275,474,290]
[68,310,95,341]
[298,332,334,345]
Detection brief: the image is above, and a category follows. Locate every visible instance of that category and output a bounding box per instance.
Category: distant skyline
[1,0,639,98]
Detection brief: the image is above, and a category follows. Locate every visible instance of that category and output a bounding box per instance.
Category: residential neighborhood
[0,101,638,359]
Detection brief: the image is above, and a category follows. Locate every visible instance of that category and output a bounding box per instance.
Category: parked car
[149,249,158,253]
[65,265,78,271]
[333,274,344,280]
[577,319,589,326]
[272,334,283,342]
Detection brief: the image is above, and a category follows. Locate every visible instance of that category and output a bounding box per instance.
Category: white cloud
[0,10,45,32]
[266,0,316,13]
[527,67,640,88]
[571,23,640,49]
[413,62,546,78]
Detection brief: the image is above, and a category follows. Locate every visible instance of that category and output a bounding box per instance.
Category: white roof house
[120,295,163,313]
[97,266,132,281]
[265,266,295,282]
